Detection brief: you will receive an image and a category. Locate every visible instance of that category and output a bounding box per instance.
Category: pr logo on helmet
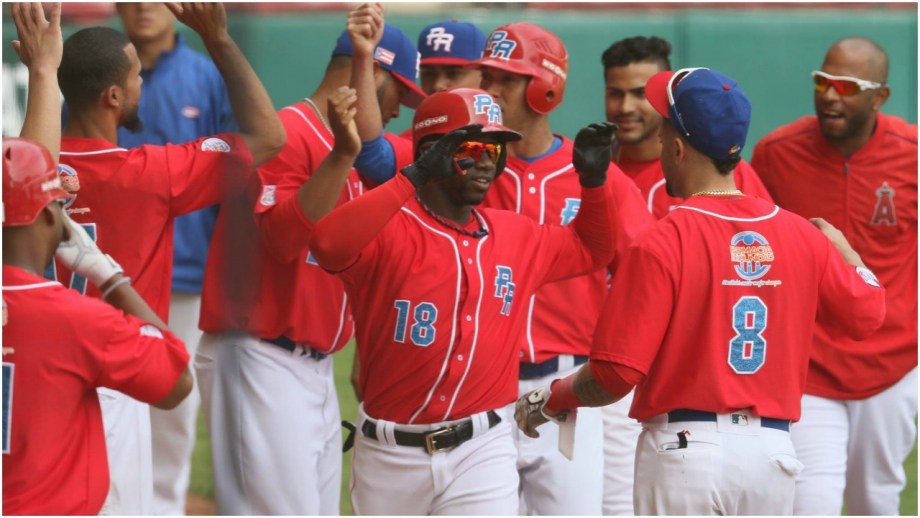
[730,231,774,281]
[473,94,502,125]
[486,31,516,60]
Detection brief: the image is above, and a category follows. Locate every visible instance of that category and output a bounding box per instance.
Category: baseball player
[602,35,773,220]
[308,87,619,515]
[468,22,652,515]
[195,8,421,513]
[3,136,193,516]
[113,3,238,513]
[751,37,918,515]
[3,6,190,513]
[53,3,283,514]
[597,35,776,514]
[515,66,887,516]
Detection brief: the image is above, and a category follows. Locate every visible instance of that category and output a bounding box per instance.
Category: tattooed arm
[514,360,644,438]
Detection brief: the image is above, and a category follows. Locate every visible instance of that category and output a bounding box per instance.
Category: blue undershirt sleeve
[354,133,397,184]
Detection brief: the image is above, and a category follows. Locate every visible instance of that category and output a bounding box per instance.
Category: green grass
[190,344,919,515]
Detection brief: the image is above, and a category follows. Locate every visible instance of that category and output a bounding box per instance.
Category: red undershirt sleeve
[571,184,617,271]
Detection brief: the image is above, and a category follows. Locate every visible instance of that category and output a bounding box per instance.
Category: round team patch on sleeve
[200,137,232,152]
[139,324,164,339]
[260,185,277,206]
[856,266,881,288]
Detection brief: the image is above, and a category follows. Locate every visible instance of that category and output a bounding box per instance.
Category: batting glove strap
[55,216,124,288]
[527,387,566,424]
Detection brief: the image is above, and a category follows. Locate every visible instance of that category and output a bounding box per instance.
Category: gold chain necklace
[690,189,744,197]
[303,97,331,133]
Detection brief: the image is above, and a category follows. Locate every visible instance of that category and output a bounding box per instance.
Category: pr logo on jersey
[870,181,897,226]
[560,198,580,225]
[200,137,231,152]
[494,266,515,316]
[260,185,277,207]
[426,27,454,52]
[722,231,782,288]
[473,94,502,125]
[486,31,517,60]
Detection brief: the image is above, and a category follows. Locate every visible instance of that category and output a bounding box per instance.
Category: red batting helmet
[473,22,568,114]
[412,88,522,174]
[2,138,68,227]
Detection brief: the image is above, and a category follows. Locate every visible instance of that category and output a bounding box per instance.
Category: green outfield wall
[3,6,916,159]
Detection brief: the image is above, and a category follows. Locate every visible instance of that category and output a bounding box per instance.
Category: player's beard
[121,112,145,134]
[121,112,144,133]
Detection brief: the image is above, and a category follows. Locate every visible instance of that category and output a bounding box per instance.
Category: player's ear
[101,84,122,109]
[872,85,890,111]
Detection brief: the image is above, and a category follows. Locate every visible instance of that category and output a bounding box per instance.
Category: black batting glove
[400,124,483,189]
[573,122,618,188]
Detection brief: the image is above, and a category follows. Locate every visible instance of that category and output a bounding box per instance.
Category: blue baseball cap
[646,67,751,161]
[417,20,486,66]
[333,24,426,109]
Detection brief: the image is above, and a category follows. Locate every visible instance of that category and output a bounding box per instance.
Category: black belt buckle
[424,426,457,454]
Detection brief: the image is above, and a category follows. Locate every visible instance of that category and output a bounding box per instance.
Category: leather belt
[263,336,328,360]
[361,410,502,454]
[519,354,588,380]
[668,409,790,432]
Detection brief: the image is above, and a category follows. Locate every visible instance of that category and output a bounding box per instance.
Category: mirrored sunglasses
[455,141,502,163]
[811,70,883,97]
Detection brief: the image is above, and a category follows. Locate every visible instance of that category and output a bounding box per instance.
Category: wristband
[545,375,584,414]
[101,276,131,301]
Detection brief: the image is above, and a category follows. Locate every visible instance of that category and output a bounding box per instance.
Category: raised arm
[254,87,361,262]
[11,2,63,161]
[166,2,284,166]
[348,2,385,141]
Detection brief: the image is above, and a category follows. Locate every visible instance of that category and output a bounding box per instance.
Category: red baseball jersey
[752,114,918,399]
[2,266,188,515]
[619,156,774,219]
[482,136,652,363]
[312,175,616,424]
[199,102,362,352]
[590,196,886,422]
[55,134,252,320]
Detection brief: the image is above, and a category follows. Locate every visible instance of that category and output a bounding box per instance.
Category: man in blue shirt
[115,3,236,514]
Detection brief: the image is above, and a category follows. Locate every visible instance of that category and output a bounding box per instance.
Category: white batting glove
[514,386,566,439]
[55,215,123,288]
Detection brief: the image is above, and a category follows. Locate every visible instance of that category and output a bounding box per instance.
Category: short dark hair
[670,121,742,175]
[601,36,672,72]
[59,27,132,113]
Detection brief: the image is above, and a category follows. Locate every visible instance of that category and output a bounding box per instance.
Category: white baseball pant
[196,332,342,515]
[150,292,202,515]
[601,388,641,515]
[351,404,519,515]
[98,388,154,515]
[792,367,918,515]
[634,410,802,515]
[514,361,604,515]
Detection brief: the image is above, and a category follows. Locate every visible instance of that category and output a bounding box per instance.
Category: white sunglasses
[811,70,883,96]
